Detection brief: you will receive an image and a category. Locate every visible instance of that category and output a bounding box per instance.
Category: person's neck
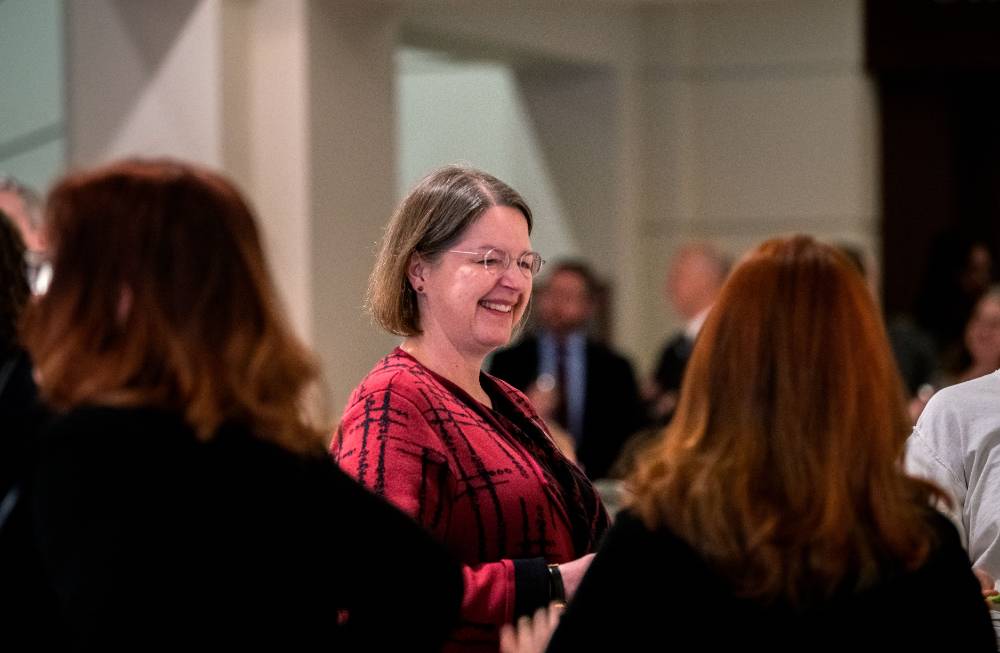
[400,335,491,406]
[961,361,998,383]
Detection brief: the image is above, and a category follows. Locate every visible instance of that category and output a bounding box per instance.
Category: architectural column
[306,1,401,414]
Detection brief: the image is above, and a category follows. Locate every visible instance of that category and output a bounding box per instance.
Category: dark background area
[867,0,1000,317]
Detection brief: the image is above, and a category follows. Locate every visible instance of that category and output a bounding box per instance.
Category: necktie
[554,338,569,430]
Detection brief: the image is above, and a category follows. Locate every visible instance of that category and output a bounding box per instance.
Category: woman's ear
[407,254,426,294]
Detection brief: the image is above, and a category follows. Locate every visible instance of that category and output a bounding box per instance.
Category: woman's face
[413,205,533,361]
[965,295,1000,366]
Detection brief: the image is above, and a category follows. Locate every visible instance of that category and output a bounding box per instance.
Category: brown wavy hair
[22,160,324,454]
[631,235,945,604]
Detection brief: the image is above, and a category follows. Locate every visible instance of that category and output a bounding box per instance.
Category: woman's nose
[499,263,529,289]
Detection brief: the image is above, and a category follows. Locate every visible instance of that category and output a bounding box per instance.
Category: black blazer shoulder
[489,336,540,391]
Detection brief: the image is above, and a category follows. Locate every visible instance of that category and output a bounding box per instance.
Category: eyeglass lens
[482,248,543,277]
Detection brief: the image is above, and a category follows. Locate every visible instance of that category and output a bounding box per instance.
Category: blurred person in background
[334,166,608,653]
[940,287,1000,386]
[646,242,729,425]
[834,241,937,422]
[490,260,643,480]
[915,231,994,374]
[0,175,50,295]
[0,209,36,497]
[503,235,995,653]
[8,159,462,650]
[0,208,55,647]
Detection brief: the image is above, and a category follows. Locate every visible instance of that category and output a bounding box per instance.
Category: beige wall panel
[307,1,401,417]
[67,0,223,167]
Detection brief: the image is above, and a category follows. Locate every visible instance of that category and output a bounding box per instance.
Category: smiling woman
[333,165,608,653]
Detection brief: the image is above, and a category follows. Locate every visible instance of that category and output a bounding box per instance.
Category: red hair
[631,235,944,603]
[23,160,323,453]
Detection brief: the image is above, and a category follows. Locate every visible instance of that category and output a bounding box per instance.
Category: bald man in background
[647,243,730,424]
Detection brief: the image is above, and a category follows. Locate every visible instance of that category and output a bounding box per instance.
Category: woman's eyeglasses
[447,248,545,278]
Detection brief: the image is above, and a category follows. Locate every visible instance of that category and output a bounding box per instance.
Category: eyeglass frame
[446,247,546,278]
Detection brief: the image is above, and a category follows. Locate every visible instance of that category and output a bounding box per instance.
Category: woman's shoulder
[913,371,1000,465]
[599,508,697,561]
[920,371,1000,424]
[44,405,192,449]
[920,507,969,558]
[484,372,538,415]
[37,406,198,480]
[345,348,450,411]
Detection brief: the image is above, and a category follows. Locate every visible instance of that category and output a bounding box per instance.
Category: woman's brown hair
[367,165,532,336]
[631,234,944,604]
[23,160,323,454]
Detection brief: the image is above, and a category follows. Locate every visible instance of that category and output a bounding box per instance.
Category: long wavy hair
[631,235,944,604]
[23,160,324,454]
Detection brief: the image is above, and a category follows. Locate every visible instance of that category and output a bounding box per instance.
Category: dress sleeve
[334,386,550,626]
[909,385,1000,596]
[906,392,970,548]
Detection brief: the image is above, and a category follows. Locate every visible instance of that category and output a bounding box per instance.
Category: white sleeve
[905,425,968,548]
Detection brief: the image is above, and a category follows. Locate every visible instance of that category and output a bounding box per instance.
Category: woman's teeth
[480,301,512,313]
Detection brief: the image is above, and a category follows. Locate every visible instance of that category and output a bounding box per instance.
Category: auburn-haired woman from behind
[14,160,461,650]
[514,235,995,651]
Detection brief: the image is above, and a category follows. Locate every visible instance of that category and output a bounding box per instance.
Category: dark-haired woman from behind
[12,160,461,650]
[0,209,54,644]
[0,209,36,499]
[505,235,996,652]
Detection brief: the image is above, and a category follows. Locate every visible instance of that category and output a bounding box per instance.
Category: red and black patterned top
[333,348,609,652]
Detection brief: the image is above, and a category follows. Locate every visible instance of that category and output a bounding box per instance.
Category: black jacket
[0,347,40,499]
[4,405,463,651]
[490,335,642,480]
[549,509,998,651]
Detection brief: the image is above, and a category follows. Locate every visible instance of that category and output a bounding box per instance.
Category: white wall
[396,48,581,267]
[67,0,223,167]
[516,65,619,282]
[635,0,876,372]
[305,0,401,415]
[63,0,402,417]
[0,0,65,191]
[220,0,313,346]
[46,0,877,410]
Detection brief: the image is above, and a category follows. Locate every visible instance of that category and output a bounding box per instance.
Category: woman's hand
[500,603,564,653]
[974,567,1000,609]
[557,553,595,601]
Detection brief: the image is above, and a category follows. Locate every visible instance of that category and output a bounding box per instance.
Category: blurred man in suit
[490,261,642,480]
[647,243,730,424]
